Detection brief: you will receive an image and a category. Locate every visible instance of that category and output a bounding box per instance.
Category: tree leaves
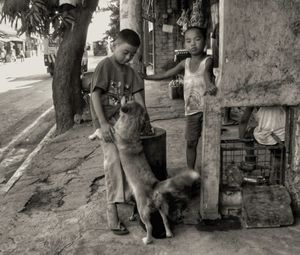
[0,0,79,37]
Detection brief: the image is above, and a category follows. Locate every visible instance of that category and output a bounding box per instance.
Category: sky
[87,10,111,43]
[86,0,112,43]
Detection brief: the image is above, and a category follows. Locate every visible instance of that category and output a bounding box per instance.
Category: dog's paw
[142,237,153,245]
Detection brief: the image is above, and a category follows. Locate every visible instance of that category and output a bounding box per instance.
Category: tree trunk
[52,0,98,134]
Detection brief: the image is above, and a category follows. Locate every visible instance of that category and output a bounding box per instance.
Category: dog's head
[114,101,146,141]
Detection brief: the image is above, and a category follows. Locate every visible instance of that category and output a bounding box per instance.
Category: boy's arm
[239,107,254,139]
[144,60,185,80]
[91,88,114,143]
[203,57,217,96]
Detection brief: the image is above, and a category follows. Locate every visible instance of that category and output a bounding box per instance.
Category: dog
[113,101,200,244]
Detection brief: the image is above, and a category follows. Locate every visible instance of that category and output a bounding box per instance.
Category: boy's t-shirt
[90,56,144,128]
[253,106,286,145]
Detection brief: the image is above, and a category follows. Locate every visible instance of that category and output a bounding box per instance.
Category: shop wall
[153,0,183,73]
[218,0,300,214]
[220,0,300,107]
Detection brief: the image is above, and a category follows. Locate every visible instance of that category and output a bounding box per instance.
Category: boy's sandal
[111,222,129,236]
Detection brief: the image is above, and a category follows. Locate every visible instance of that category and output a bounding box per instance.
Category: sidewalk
[0,80,300,255]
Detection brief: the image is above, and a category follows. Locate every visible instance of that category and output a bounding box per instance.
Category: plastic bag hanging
[190,0,206,28]
[176,9,190,33]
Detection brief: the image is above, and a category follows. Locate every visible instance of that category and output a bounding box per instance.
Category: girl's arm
[144,60,185,80]
[203,57,217,96]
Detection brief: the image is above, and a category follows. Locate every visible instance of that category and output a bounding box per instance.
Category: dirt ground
[0,80,299,255]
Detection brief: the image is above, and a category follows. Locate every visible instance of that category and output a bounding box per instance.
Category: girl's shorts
[185,112,203,141]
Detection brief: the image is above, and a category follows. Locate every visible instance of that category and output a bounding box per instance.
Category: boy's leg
[100,140,128,231]
[185,113,203,170]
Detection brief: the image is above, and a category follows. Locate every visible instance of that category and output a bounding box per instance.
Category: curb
[0,106,54,161]
[0,124,56,194]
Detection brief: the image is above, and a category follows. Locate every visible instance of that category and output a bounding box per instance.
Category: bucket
[141,127,167,181]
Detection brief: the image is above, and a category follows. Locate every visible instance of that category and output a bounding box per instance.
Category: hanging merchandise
[176,9,190,33]
[142,0,155,21]
[210,1,219,30]
[190,0,206,28]
[167,0,173,14]
[162,24,174,33]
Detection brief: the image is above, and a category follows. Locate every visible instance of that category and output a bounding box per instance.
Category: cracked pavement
[0,81,300,255]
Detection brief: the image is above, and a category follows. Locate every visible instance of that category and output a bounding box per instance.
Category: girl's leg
[186,139,199,170]
[185,113,203,169]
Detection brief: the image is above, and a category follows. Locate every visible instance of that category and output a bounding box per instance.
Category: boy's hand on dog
[101,122,115,143]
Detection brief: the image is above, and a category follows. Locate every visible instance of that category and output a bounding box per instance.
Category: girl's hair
[116,29,141,47]
[184,26,207,40]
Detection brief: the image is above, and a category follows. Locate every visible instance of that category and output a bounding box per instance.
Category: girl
[144,26,217,170]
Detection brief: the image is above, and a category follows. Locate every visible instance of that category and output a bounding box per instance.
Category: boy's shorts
[185,112,203,141]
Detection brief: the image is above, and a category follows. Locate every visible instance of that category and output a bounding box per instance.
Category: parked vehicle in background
[43,37,88,76]
[92,40,107,56]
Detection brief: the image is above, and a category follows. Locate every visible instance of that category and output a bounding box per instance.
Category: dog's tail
[154,170,200,202]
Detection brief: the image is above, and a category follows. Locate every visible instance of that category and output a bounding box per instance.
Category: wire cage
[221,139,286,187]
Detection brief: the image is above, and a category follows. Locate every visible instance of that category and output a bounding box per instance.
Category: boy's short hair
[184,26,207,40]
[116,29,141,47]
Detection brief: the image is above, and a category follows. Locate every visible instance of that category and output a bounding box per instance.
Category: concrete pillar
[120,0,143,73]
[287,106,300,215]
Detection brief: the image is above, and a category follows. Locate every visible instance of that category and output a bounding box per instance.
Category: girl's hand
[204,84,218,96]
[138,71,147,80]
[101,122,115,143]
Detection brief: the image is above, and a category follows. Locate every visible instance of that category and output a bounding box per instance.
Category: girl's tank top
[184,57,210,115]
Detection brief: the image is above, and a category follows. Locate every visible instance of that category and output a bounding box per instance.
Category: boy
[239,106,286,183]
[144,27,217,170]
[239,106,286,145]
[90,29,148,235]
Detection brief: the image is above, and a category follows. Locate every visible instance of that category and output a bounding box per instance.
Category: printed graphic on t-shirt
[107,81,132,107]
[185,88,203,114]
[123,83,132,102]
[107,81,122,106]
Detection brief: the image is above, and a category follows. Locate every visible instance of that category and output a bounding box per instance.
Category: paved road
[0,53,104,184]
